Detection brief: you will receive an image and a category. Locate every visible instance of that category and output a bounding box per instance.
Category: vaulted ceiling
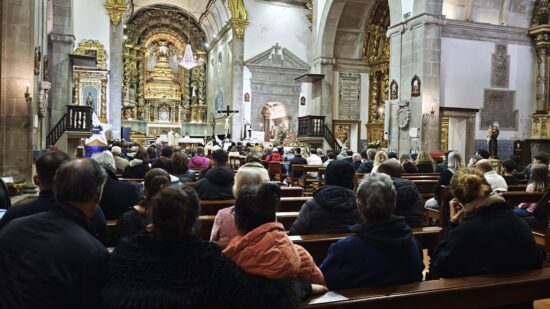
[128,0,232,43]
[442,0,535,28]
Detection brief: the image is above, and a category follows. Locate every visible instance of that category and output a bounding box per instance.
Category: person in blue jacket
[320,173,424,290]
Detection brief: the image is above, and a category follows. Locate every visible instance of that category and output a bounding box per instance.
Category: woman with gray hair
[320,173,423,290]
[425,151,463,210]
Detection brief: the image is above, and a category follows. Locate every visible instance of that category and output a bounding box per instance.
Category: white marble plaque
[338,73,361,120]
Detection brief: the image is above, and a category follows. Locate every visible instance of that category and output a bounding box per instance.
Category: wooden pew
[411,179,438,200]
[118,178,144,183]
[215,227,441,264]
[200,200,236,215]
[199,196,310,216]
[303,268,550,308]
[402,173,439,177]
[503,191,545,207]
[507,184,528,192]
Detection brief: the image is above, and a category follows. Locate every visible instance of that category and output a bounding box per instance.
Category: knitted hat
[325,160,355,189]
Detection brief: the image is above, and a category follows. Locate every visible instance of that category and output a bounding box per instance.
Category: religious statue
[34,47,41,76]
[411,75,421,97]
[43,56,49,81]
[300,97,306,106]
[244,92,250,102]
[390,80,398,100]
[243,122,252,140]
[487,122,499,159]
[224,115,231,137]
[227,0,247,20]
[86,92,94,108]
[137,104,145,120]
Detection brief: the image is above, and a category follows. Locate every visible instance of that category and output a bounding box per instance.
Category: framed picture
[390,79,398,100]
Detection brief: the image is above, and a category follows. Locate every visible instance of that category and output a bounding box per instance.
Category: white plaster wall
[243,66,252,125]
[360,72,369,140]
[315,0,327,39]
[243,0,311,62]
[73,0,110,64]
[440,37,535,141]
[401,0,414,19]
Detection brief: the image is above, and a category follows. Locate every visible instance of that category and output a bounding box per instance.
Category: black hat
[326,160,355,189]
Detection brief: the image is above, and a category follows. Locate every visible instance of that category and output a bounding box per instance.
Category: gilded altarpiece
[122,7,207,136]
[72,40,109,123]
[363,1,390,148]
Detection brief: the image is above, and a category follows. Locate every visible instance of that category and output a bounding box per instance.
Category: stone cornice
[441,19,532,46]
[49,33,75,44]
[333,58,370,73]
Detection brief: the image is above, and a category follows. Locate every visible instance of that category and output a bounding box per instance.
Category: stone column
[0,0,36,179]
[311,57,335,126]
[387,0,443,153]
[109,22,123,139]
[535,44,548,113]
[49,0,75,131]
[231,34,244,140]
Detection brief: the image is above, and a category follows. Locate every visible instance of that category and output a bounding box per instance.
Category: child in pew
[513,164,550,217]
[223,183,325,286]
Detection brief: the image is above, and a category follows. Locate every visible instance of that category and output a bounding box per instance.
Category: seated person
[357,148,376,173]
[289,147,308,179]
[102,186,318,308]
[425,151,462,209]
[116,168,171,239]
[432,169,542,282]
[195,149,235,200]
[514,164,549,217]
[223,183,325,285]
[377,159,424,228]
[265,148,282,177]
[415,151,434,173]
[92,152,141,220]
[323,150,336,168]
[501,159,520,185]
[151,146,174,174]
[289,160,361,235]
[122,148,151,179]
[210,162,270,241]
[171,152,196,184]
[188,146,211,170]
[0,151,109,245]
[400,154,418,173]
[475,159,508,193]
[320,173,423,290]
[111,146,129,174]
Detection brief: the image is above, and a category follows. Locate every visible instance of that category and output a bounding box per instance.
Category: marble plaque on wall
[491,44,510,89]
[338,72,361,120]
[479,89,518,130]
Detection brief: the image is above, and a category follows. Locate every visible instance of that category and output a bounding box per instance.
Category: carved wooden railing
[297,116,341,153]
[46,105,93,147]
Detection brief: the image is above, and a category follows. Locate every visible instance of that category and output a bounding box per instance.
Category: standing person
[320,174,423,290]
[415,151,434,173]
[195,149,235,200]
[0,159,110,309]
[432,169,542,295]
[514,164,550,217]
[102,186,317,309]
[0,152,109,245]
[223,183,325,286]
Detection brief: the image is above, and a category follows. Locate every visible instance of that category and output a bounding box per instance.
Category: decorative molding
[227,0,249,39]
[73,40,108,70]
[441,19,532,46]
[104,0,127,26]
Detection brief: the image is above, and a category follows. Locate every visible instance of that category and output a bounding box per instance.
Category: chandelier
[179,43,201,70]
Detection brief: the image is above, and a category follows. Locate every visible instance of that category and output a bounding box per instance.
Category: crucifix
[215,105,239,139]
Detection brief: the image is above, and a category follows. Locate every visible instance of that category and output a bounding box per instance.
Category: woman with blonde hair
[400,154,418,173]
[415,151,434,173]
[210,162,270,241]
[371,151,388,174]
[425,151,463,209]
[433,168,542,286]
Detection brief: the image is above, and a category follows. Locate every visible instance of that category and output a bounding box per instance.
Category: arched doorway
[261,102,289,142]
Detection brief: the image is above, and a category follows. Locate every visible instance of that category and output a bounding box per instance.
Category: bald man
[475,159,508,193]
[377,159,424,228]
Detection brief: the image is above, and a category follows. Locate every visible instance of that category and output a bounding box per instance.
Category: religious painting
[34,47,41,76]
[158,104,171,122]
[244,92,250,102]
[300,96,306,106]
[82,86,98,112]
[390,79,398,100]
[411,75,421,97]
[334,124,351,148]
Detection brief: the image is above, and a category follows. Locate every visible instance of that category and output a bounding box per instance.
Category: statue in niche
[487,122,499,159]
[123,108,133,120]
[86,92,94,108]
[149,105,155,122]
[43,56,49,81]
[300,97,306,106]
[34,47,41,76]
[244,93,250,102]
[137,105,145,120]
[411,75,421,97]
[200,107,207,122]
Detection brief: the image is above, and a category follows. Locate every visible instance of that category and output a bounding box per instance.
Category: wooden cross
[217,105,239,116]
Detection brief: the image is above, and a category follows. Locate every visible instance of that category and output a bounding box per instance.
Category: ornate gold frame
[104,0,127,26]
[73,39,108,69]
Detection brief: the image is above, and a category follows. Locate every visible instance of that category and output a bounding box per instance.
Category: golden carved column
[227,0,249,39]
[104,0,127,26]
[530,1,550,139]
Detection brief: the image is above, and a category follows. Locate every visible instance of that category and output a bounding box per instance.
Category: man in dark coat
[0,158,110,309]
[320,173,423,290]
[289,147,308,178]
[0,151,109,244]
[289,160,361,235]
[151,145,174,173]
[357,148,376,173]
[377,159,424,228]
[195,149,235,200]
[91,151,141,220]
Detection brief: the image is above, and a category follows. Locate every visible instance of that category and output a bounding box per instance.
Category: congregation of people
[0,139,547,308]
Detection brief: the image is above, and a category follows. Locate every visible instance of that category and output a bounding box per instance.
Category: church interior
[4,0,550,308]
